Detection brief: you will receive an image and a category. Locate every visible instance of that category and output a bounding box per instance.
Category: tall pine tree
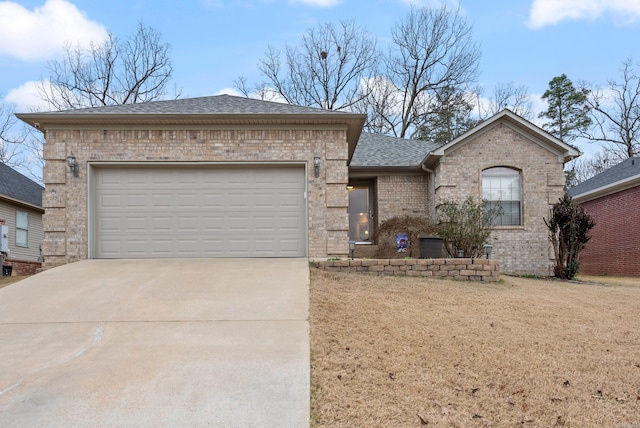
[539,74,591,142]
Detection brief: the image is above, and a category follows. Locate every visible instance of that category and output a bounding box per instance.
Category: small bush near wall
[373,216,438,258]
[313,258,500,282]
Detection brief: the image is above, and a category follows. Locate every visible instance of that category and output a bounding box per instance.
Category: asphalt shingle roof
[0,163,44,207]
[568,157,640,197]
[350,133,439,167]
[34,94,357,116]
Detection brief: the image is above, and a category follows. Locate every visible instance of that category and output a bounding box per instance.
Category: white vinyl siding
[0,201,43,261]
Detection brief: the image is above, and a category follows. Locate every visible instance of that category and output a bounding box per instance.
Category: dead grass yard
[0,275,25,289]
[310,270,640,427]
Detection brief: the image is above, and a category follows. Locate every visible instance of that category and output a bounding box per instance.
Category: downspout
[421,163,437,221]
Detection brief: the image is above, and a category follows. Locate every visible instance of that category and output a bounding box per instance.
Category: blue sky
[2,0,640,155]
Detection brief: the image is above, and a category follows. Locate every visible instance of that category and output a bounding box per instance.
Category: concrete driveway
[0,259,310,427]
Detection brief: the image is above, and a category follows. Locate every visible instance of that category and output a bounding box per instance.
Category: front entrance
[348,184,374,242]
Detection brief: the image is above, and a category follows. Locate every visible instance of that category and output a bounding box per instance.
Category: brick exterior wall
[314,258,499,281]
[376,174,432,222]
[3,259,42,276]
[363,123,565,276]
[41,127,350,268]
[433,123,566,276]
[578,186,640,277]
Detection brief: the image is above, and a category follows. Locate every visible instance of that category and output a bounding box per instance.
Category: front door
[348,185,373,242]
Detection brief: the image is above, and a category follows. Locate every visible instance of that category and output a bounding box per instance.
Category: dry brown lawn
[0,275,25,289]
[310,271,640,427]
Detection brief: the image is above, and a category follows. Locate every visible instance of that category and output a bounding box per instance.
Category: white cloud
[399,0,460,8]
[214,87,243,97]
[527,0,640,28]
[0,0,108,61]
[289,0,341,7]
[529,93,547,126]
[5,80,51,112]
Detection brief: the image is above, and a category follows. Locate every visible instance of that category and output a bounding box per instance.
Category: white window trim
[482,167,522,226]
[16,210,28,247]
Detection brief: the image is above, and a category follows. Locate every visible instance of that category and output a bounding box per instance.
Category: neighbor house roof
[422,109,581,169]
[0,163,44,211]
[350,133,439,170]
[568,157,640,203]
[16,94,367,162]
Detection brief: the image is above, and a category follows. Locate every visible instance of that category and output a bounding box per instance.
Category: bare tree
[240,20,378,110]
[479,81,533,120]
[0,101,45,182]
[0,102,27,168]
[585,59,640,159]
[366,4,481,138]
[234,76,284,102]
[39,21,178,110]
[351,76,399,135]
[565,150,618,188]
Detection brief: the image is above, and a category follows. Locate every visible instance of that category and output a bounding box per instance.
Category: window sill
[489,225,525,231]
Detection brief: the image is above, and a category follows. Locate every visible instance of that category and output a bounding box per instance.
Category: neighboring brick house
[0,163,44,275]
[18,97,578,276]
[568,157,640,277]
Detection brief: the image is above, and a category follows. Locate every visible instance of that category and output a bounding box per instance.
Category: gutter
[571,173,640,203]
[0,194,45,213]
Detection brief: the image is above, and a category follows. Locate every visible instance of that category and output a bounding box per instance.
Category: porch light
[483,243,494,259]
[349,240,356,260]
[313,156,321,177]
[67,152,79,177]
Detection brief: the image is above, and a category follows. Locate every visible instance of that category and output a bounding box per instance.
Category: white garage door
[92,165,307,258]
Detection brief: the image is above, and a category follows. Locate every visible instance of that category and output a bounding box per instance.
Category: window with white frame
[482,167,522,226]
[16,210,28,247]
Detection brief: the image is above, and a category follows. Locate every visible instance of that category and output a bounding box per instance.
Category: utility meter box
[0,225,8,253]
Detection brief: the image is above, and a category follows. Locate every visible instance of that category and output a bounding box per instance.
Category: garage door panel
[99,216,122,232]
[202,216,225,232]
[126,217,148,232]
[151,217,173,231]
[201,193,225,208]
[176,193,199,207]
[93,166,306,258]
[254,216,276,232]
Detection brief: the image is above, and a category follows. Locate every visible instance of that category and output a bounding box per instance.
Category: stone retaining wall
[313,258,500,282]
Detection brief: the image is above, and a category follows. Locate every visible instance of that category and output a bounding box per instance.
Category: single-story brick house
[17,95,579,276]
[0,163,44,275]
[568,157,640,277]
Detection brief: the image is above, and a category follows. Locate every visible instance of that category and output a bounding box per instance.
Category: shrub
[544,194,595,280]
[437,197,503,258]
[373,216,438,258]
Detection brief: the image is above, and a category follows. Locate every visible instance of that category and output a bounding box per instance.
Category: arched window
[482,167,521,226]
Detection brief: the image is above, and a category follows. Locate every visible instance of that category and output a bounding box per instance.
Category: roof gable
[423,110,581,168]
[569,157,640,202]
[0,163,44,209]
